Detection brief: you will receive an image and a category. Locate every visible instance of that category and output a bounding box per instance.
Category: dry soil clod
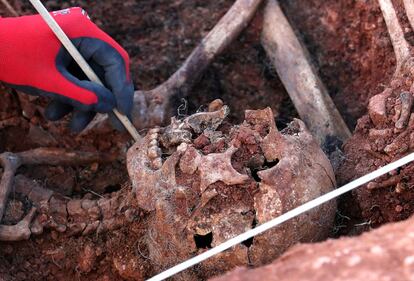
[261,0,351,146]
[214,215,414,281]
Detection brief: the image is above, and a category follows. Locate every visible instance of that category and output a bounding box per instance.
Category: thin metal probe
[28,0,141,142]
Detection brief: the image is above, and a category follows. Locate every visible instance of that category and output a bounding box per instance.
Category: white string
[147,151,414,281]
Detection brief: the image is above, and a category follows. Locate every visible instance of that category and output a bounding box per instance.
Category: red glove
[0,7,134,132]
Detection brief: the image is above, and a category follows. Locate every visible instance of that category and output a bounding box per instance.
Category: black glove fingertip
[44,100,73,121]
[108,111,131,132]
[116,82,134,116]
[70,111,96,133]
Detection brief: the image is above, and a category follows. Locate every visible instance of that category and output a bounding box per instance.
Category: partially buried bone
[127,102,336,279]
[82,0,263,135]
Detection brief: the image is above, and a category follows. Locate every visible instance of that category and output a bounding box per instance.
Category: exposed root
[261,0,350,147]
[84,0,263,134]
[0,148,117,241]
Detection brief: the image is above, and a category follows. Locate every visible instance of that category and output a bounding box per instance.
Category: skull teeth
[146,129,163,170]
[150,158,163,170]
[149,127,161,134]
[148,146,162,159]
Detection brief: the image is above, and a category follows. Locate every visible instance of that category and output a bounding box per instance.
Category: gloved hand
[0,7,134,132]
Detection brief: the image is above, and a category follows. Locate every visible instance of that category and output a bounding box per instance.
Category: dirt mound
[214,214,414,281]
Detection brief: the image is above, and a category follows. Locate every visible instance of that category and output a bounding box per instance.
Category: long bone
[403,0,414,39]
[0,0,18,16]
[379,0,412,73]
[1,0,263,134]
[366,0,414,130]
[85,0,263,132]
[261,0,351,146]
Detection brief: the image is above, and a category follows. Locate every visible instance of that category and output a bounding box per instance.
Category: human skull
[127,102,336,279]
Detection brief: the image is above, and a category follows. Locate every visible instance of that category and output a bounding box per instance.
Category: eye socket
[194,232,213,249]
[250,159,279,183]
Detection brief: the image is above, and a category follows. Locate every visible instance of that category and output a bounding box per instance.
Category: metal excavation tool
[28,0,142,142]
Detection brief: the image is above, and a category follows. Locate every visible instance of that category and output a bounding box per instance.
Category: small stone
[193,134,210,149]
[90,162,99,172]
[87,206,101,221]
[67,223,87,236]
[67,199,84,218]
[78,244,96,273]
[368,90,391,126]
[55,224,67,233]
[81,199,97,210]
[49,197,68,225]
[113,257,143,280]
[82,221,100,236]
[30,218,44,235]
[208,99,224,112]
[27,124,58,146]
[50,231,59,240]
[124,209,136,222]
[149,139,158,146]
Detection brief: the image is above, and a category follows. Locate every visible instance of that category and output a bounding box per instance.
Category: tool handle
[28,0,141,142]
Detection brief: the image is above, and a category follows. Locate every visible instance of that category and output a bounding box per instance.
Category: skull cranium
[127,102,336,279]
